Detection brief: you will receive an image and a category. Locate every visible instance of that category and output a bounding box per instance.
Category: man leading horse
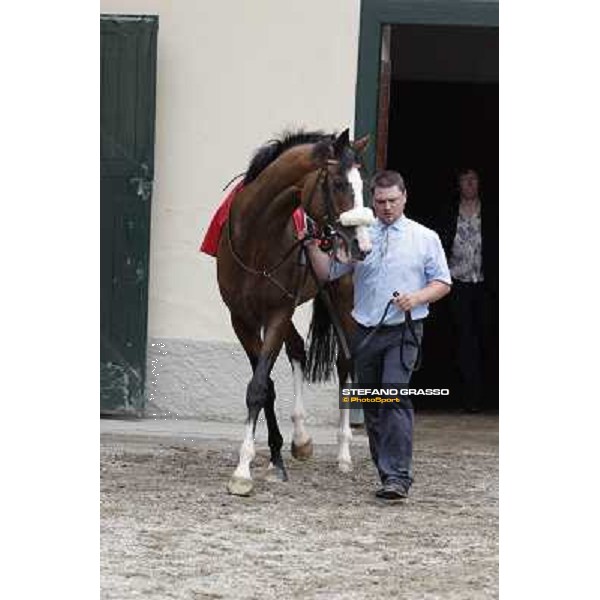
[304,169,451,502]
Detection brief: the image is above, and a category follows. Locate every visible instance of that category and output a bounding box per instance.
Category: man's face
[372,184,406,225]
[458,171,479,200]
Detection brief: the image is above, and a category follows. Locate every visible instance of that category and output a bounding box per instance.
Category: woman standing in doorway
[438,168,494,412]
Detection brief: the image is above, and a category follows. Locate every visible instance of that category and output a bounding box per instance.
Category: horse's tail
[305,286,339,383]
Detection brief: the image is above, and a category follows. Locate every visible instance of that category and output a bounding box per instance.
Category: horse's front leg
[228,412,258,496]
[227,316,262,496]
[261,313,297,482]
[228,360,273,496]
[228,312,290,496]
[263,376,287,482]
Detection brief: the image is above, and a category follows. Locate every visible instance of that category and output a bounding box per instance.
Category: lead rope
[352,292,422,372]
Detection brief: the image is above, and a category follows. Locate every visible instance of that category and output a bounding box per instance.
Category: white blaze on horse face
[337,374,353,472]
[339,166,375,254]
[232,422,255,481]
[347,166,363,206]
[290,359,310,447]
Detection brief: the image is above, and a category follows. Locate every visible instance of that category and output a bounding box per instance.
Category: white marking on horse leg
[290,359,310,447]
[338,375,353,472]
[232,422,255,481]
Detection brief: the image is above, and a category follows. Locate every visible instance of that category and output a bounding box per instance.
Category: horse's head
[301,129,375,263]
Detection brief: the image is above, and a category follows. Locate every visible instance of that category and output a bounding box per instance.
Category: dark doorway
[385,24,498,409]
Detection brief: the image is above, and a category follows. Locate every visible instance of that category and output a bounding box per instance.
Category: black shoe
[376,482,409,501]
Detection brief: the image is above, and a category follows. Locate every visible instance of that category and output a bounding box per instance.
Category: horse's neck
[235,144,316,228]
[233,188,300,250]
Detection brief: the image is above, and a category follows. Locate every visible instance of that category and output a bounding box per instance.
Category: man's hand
[393,292,421,312]
[393,281,451,312]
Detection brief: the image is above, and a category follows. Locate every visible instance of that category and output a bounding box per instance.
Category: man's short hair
[370,170,406,193]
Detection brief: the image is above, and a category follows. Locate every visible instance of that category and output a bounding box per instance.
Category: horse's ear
[333,128,351,156]
[312,139,335,166]
[352,134,370,155]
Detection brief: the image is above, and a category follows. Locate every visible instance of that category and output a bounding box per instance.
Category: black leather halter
[303,162,358,258]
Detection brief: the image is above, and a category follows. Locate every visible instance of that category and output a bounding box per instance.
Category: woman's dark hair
[456,167,479,180]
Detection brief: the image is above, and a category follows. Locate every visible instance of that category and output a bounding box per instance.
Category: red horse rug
[200,180,306,257]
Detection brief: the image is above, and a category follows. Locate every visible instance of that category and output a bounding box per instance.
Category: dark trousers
[353,321,423,487]
[450,281,485,410]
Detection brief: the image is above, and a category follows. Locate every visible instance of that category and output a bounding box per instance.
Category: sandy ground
[101,413,497,599]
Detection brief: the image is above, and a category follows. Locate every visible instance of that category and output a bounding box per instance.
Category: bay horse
[216,129,373,496]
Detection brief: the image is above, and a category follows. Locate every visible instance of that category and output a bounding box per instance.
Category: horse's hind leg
[332,275,355,471]
[336,355,353,473]
[285,322,313,460]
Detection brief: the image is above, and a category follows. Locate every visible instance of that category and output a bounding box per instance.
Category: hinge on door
[130,163,153,201]
[135,262,146,284]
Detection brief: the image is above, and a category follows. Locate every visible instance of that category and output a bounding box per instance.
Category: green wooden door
[101,15,158,414]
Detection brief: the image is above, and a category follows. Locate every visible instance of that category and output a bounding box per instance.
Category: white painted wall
[100,0,362,342]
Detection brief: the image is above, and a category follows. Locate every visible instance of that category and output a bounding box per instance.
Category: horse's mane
[243,130,335,185]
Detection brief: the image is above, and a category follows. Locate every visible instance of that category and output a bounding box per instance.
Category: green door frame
[355,0,499,172]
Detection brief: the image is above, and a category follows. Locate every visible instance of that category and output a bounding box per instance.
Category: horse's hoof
[338,460,353,473]
[227,476,254,496]
[265,462,288,483]
[291,438,313,460]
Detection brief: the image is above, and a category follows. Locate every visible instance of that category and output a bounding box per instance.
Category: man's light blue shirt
[329,215,451,326]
